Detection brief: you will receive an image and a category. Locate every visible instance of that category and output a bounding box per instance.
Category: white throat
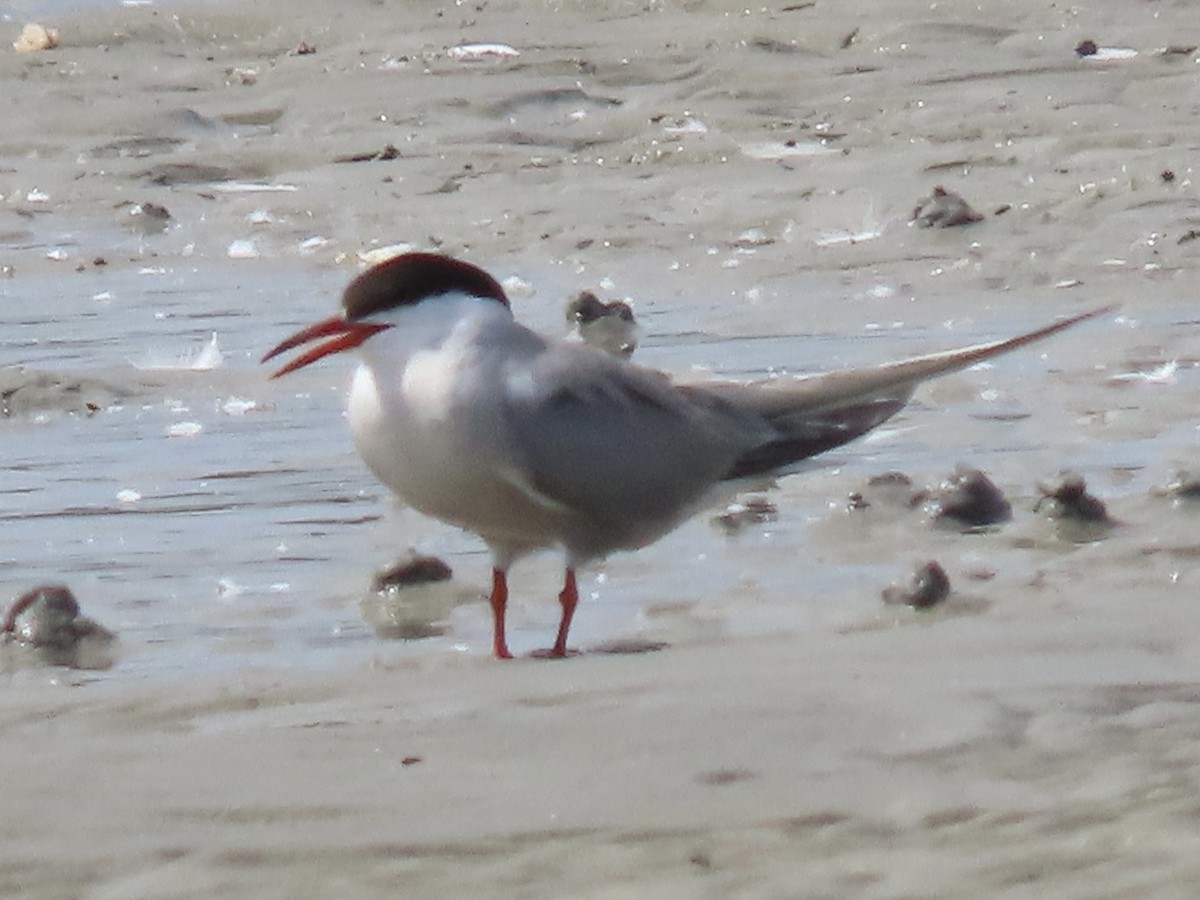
[354,291,514,373]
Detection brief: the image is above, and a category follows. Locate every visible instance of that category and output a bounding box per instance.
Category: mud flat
[3,1,1200,896]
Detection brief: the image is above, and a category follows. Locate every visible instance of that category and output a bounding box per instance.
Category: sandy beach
[3,0,1200,896]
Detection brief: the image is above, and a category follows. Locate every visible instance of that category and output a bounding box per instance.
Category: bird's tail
[703,306,1112,480]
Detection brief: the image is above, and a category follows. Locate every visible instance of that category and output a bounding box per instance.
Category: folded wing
[500,307,1108,551]
[500,349,771,552]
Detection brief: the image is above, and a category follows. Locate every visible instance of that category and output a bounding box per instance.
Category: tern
[264,252,1106,659]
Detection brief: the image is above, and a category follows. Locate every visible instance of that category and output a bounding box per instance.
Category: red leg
[550,568,579,658]
[488,568,513,659]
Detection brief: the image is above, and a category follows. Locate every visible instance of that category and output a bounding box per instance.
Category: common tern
[264,252,1106,659]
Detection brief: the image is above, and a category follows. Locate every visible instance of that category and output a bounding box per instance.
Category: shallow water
[1,255,1187,677]
[0,265,378,676]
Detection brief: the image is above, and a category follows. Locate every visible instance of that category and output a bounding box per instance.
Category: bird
[263,251,1106,659]
[565,289,640,357]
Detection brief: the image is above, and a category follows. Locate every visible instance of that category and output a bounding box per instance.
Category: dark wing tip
[342,252,510,320]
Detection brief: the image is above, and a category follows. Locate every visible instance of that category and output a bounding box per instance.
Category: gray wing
[498,344,773,553]
[498,305,1108,551]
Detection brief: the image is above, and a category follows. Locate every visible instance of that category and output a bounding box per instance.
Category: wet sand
[3,0,1200,896]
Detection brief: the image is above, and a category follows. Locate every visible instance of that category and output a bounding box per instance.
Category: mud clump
[713,496,778,534]
[362,553,458,640]
[916,465,1012,530]
[2,585,117,669]
[883,561,952,609]
[371,554,453,592]
[912,186,984,228]
[1035,473,1116,542]
[566,290,640,358]
[1151,470,1200,504]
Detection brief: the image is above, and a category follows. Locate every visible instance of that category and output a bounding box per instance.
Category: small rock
[566,290,640,357]
[12,22,58,53]
[127,202,172,235]
[882,561,951,609]
[912,186,984,228]
[298,236,330,254]
[712,496,778,533]
[1034,473,1115,543]
[2,585,117,669]
[1078,45,1138,62]
[221,397,261,416]
[333,144,402,164]
[501,275,535,299]
[358,243,415,267]
[166,421,203,438]
[917,465,1012,529]
[1151,470,1200,503]
[362,553,458,640]
[848,471,917,512]
[446,42,519,62]
[731,227,773,249]
[227,67,258,86]
[1035,473,1111,523]
[371,553,453,592]
[227,239,260,260]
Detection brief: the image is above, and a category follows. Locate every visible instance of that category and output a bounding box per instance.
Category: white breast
[346,295,566,553]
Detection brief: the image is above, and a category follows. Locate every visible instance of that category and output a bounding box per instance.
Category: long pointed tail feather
[708,305,1112,480]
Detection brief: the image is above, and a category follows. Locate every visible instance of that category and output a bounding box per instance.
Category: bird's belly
[347,365,561,550]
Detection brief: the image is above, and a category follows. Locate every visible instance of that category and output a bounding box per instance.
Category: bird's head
[262,252,510,377]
